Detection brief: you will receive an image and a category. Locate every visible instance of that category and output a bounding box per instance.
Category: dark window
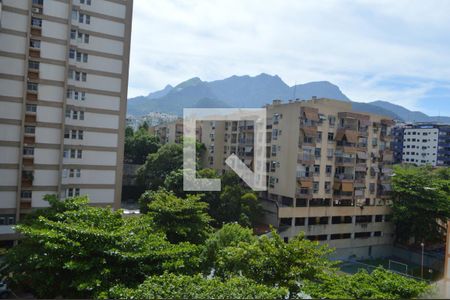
[295,217,305,226]
[279,218,292,227]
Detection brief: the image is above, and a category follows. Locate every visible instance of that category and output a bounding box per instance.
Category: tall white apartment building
[0,0,133,241]
[402,127,439,166]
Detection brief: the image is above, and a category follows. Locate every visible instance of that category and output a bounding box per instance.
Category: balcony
[358,128,369,137]
[334,173,354,181]
[23,157,34,166]
[297,154,315,164]
[21,171,34,188]
[24,114,37,123]
[29,42,41,58]
[23,136,35,144]
[20,200,32,210]
[335,157,356,166]
[295,188,312,198]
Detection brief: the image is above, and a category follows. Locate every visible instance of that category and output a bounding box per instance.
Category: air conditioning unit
[32,7,41,13]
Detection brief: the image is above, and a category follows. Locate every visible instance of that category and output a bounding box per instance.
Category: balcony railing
[334,173,354,180]
[335,157,355,164]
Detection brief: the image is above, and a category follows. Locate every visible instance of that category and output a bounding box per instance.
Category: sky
[128,0,450,116]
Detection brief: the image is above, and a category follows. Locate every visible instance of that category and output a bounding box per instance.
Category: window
[314,148,321,158]
[27,82,38,92]
[26,104,37,113]
[28,60,40,70]
[79,13,91,24]
[71,129,77,139]
[313,164,320,174]
[69,169,75,177]
[23,147,34,155]
[327,148,333,158]
[81,92,86,101]
[70,29,77,39]
[70,149,76,158]
[325,165,332,174]
[327,132,334,141]
[369,183,375,194]
[271,145,277,156]
[77,149,82,158]
[69,48,76,59]
[73,111,78,120]
[33,0,44,4]
[78,130,84,140]
[76,169,81,178]
[295,217,305,226]
[71,9,78,20]
[30,39,41,48]
[79,111,84,120]
[312,181,319,193]
[21,190,32,199]
[82,72,87,81]
[328,115,336,127]
[31,17,42,27]
[84,34,90,43]
[65,109,71,118]
[24,126,36,134]
[82,53,88,63]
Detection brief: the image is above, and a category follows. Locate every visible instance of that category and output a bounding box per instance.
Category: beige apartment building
[0,0,133,241]
[199,98,395,259]
[150,118,202,145]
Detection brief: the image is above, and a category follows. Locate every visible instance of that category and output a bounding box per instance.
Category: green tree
[391,164,450,244]
[163,169,185,197]
[4,195,200,298]
[202,223,256,271]
[216,185,262,227]
[124,127,160,164]
[215,230,337,293]
[108,272,289,299]
[125,126,134,138]
[136,143,183,189]
[302,268,430,299]
[146,189,212,244]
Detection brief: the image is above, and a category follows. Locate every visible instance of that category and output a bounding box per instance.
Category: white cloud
[128,0,450,114]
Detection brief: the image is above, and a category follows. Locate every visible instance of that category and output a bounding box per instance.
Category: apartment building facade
[392,123,450,167]
[263,99,395,258]
[150,118,202,145]
[200,119,255,173]
[0,0,133,241]
[198,98,395,259]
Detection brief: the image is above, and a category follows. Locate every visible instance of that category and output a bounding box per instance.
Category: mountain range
[127,73,450,123]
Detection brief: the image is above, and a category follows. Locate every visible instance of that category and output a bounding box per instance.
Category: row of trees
[391,165,450,245]
[134,138,263,227]
[3,195,430,299]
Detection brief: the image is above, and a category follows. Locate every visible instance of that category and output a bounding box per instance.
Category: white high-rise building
[0,0,133,242]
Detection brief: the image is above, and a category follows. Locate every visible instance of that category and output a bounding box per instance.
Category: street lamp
[420,242,425,279]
